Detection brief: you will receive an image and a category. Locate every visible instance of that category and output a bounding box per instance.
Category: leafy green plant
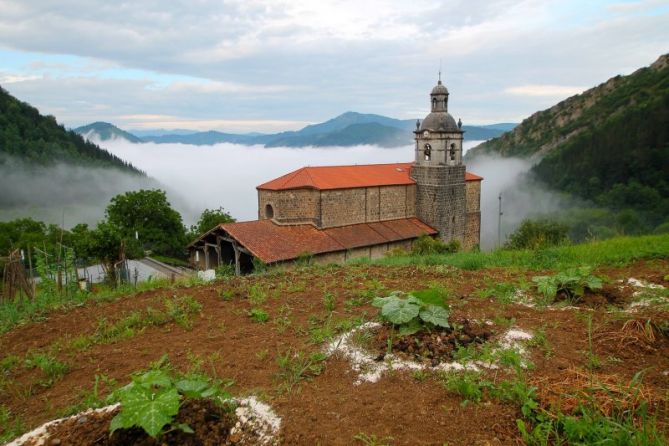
[532,266,603,304]
[23,352,70,387]
[275,350,327,392]
[372,291,449,335]
[110,369,231,438]
[354,432,395,446]
[323,291,336,313]
[248,308,270,323]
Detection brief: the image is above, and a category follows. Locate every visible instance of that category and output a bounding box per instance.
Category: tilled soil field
[1,261,668,445]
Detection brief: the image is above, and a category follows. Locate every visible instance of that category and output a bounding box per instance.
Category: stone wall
[259,185,417,229]
[257,189,320,225]
[411,164,466,244]
[463,180,481,249]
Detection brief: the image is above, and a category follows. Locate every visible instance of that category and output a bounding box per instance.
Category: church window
[450,143,456,161]
[432,98,437,110]
[265,203,274,219]
[424,143,432,161]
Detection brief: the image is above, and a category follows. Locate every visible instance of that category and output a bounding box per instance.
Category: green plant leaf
[175,378,211,398]
[381,298,420,325]
[398,318,423,336]
[419,305,450,328]
[134,370,172,389]
[119,385,180,437]
[371,296,388,308]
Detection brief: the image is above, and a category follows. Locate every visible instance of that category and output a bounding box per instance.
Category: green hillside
[0,87,141,173]
[467,54,669,228]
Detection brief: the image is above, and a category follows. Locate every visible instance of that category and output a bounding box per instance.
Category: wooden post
[204,246,210,270]
[216,236,223,266]
[232,242,241,276]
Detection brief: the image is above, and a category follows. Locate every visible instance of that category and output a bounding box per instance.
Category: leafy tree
[505,219,569,250]
[189,207,235,239]
[105,189,187,258]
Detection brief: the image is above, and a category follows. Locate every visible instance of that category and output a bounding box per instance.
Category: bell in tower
[410,77,467,245]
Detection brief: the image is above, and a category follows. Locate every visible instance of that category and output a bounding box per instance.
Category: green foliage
[110,368,231,438]
[106,189,187,258]
[248,308,270,323]
[275,349,327,392]
[505,219,569,250]
[412,235,460,255]
[0,404,25,444]
[188,207,235,239]
[443,371,486,405]
[0,86,142,171]
[372,290,449,335]
[23,352,70,386]
[532,266,603,304]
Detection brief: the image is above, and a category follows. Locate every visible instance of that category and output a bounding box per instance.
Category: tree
[105,189,187,258]
[189,207,235,239]
[505,219,569,250]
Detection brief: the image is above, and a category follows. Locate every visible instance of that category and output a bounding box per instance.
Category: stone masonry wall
[257,189,320,225]
[411,164,466,244]
[463,180,481,249]
[321,185,416,229]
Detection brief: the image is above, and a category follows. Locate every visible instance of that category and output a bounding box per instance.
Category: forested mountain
[0,87,141,173]
[81,111,514,148]
[74,122,143,143]
[467,53,669,232]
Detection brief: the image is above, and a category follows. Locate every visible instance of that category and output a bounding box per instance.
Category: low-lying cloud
[1,139,571,250]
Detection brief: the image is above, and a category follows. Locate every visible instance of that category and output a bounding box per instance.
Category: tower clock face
[423,130,429,138]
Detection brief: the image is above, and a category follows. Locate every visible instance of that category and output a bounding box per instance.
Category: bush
[412,235,460,255]
[505,219,569,250]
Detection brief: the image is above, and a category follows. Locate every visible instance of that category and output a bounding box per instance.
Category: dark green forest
[532,65,669,227]
[0,86,142,173]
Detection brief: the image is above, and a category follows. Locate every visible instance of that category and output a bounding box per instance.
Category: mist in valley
[1,138,571,250]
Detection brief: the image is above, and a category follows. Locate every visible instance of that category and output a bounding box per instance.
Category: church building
[187,80,482,273]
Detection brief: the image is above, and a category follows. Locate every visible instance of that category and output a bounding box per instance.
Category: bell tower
[411,77,466,244]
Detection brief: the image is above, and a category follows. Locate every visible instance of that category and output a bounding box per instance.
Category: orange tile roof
[195,218,437,264]
[257,163,483,191]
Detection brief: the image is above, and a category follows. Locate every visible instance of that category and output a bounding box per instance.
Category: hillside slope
[0,87,141,173]
[467,54,669,223]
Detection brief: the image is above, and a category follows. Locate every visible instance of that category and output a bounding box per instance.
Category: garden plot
[326,321,533,384]
[1,259,668,445]
[8,395,281,446]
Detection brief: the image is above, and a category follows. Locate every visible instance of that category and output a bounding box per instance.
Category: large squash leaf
[381,298,420,325]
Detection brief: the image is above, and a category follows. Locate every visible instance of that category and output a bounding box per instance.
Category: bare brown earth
[1,261,669,445]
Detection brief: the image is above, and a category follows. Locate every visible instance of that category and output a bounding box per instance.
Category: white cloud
[504,84,587,97]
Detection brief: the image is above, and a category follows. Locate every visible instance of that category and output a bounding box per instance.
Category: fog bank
[2,138,568,250]
[98,140,490,226]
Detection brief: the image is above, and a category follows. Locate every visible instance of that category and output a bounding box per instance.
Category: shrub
[412,235,460,255]
[505,219,569,250]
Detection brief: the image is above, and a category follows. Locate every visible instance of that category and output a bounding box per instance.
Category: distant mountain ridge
[74,122,143,143]
[76,111,516,148]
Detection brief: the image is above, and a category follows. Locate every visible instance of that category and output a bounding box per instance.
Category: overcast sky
[0,0,667,132]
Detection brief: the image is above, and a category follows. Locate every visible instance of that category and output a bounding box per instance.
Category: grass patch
[359,233,669,271]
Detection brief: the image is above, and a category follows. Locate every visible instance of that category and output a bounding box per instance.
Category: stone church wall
[326,185,416,228]
[257,189,320,225]
[463,180,481,249]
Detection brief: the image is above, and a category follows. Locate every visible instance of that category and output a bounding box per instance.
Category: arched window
[424,143,432,161]
[265,203,274,219]
[432,97,437,111]
[450,143,456,161]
